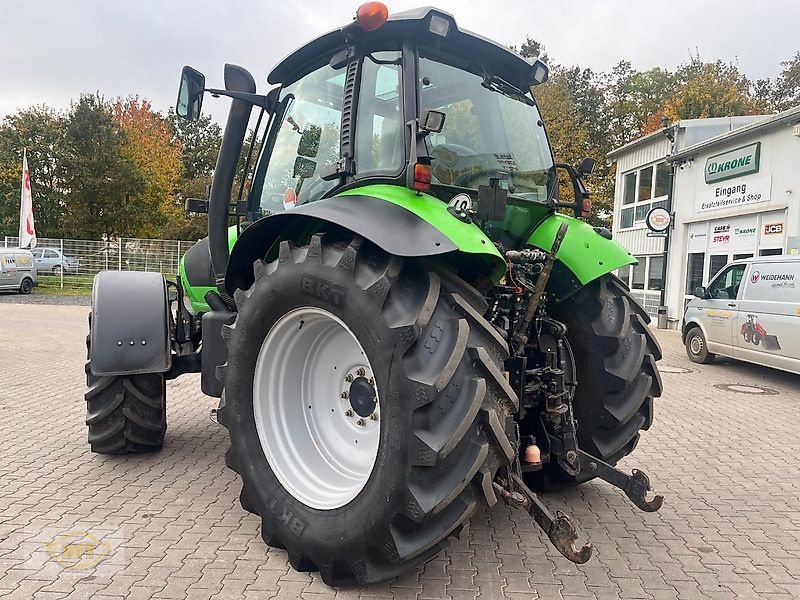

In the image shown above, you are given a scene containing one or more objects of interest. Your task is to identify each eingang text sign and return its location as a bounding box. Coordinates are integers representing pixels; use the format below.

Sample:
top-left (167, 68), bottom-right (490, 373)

top-left (695, 176), bottom-right (771, 213)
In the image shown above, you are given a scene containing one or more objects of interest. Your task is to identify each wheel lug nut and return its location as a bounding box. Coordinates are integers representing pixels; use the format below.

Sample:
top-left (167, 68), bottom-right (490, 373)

top-left (357, 418), bottom-right (366, 426)
top-left (345, 409), bottom-right (354, 417)
top-left (368, 377), bottom-right (374, 385)
top-left (356, 368), bottom-right (365, 377)
top-left (345, 374), bottom-right (354, 383)
top-left (340, 391), bottom-right (348, 399)
top-left (370, 413), bottom-right (379, 421)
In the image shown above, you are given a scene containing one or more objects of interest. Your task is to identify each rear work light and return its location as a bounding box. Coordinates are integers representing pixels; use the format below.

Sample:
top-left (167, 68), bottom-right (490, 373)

top-left (356, 2), bottom-right (389, 31)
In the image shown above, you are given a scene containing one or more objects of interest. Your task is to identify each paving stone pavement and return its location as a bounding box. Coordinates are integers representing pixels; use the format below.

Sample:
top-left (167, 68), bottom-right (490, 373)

top-left (1, 303), bottom-right (799, 600)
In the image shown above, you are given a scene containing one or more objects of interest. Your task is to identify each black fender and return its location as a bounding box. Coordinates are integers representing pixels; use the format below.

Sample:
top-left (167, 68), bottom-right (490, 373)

top-left (89, 271), bottom-right (171, 376)
top-left (226, 195), bottom-right (459, 293)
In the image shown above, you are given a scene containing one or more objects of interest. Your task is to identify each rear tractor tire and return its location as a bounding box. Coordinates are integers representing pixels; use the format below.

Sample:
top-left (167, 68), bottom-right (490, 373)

top-left (218, 233), bottom-right (518, 585)
top-left (85, 325), bottom-right (167, 454)
top-left (528, 275), bottom-right (663, 490)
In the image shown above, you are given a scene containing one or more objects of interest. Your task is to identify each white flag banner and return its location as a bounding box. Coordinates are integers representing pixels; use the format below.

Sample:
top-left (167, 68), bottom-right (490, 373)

top-left (18, 149), bottom-right (36, 249)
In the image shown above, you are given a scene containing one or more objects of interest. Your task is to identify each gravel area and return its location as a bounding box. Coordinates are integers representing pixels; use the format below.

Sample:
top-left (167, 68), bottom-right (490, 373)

top-left (0, 291), bottom-right (91, 306)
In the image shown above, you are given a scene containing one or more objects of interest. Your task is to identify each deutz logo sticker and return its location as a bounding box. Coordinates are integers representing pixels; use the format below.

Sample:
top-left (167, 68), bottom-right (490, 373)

top-left (705, 142), bottom-right (760, 184)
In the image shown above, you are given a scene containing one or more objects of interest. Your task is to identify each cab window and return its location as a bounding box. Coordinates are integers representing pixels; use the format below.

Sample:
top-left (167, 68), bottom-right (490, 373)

top-left (253, 64), bottom-right (345, 213)
top-left (355, 51), bottom-right (403, 177)
top-left (707, 264), bottom-right (746, 300)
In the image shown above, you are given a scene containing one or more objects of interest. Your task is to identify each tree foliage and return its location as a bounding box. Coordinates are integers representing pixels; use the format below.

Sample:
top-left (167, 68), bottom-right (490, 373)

top-left (515, 39), bottom-right (794, 226)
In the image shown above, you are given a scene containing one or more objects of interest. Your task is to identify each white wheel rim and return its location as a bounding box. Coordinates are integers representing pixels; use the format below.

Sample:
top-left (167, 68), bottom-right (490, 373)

top-left (253, 307), bottom-right (380, 510)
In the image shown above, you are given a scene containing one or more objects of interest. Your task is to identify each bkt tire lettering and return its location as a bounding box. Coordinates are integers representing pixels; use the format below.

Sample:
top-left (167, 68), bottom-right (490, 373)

top-left (300, 274), bottom-right (347, 308)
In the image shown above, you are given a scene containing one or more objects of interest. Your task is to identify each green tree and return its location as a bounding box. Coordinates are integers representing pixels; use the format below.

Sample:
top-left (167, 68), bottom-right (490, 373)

top-left (0, 106), bottom-right (65, 237)
top-left (659, 59), bottom-right (764, 124)
top-left (772, 52), bottom-right (800, 111)
top-left (60, 94), bottom-right (145, 239)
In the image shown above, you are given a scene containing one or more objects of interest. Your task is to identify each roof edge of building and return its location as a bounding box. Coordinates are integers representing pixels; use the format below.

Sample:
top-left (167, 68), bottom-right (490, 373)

top-left (668, 105), bottom-right (800, 163)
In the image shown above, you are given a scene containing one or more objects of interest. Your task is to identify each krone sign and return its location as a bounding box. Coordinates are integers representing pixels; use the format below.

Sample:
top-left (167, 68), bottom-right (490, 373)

top-left (705, 142), bottom-right (760, 184)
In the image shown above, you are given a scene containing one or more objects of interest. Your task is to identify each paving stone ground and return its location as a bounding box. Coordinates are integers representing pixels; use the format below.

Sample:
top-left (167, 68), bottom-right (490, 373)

top-left (1, 303), bottom-right (798, 599)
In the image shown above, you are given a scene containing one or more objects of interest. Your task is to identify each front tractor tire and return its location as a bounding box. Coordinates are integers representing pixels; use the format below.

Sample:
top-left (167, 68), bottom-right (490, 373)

top-left (85, 329), bottom-right (167, 454)
top-left (218, 233), bottom-right (518, 585)
top-left (531, 275), bottom-right (663, 490)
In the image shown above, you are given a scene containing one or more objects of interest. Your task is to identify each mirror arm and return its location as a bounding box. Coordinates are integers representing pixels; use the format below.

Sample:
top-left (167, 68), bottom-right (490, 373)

top-left (205, 88), bottom-right (275, 112)
top-left (553, 163), bottom-right (590, 218)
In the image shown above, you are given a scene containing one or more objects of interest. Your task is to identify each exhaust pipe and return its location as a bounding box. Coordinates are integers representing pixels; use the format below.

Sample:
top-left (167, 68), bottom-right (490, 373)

top-left (208, 64), bottom-right (255, 307)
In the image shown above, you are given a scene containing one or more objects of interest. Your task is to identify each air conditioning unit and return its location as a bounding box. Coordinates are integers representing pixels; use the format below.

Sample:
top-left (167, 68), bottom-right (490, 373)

top-left (794, 123), bottom-right (800, 137)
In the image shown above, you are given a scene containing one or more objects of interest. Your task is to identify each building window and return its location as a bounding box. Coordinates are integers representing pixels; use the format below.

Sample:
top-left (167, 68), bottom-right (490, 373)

top-left (709, 255), bottom-right (728, 280)
top-left (648, 255), bottom-right (664, 290)
top-left (632, 256), bottom-right (646, 290)
top-left (654, 162), bottom-right (670, 198)
top-left (685, 253), bottom-right (704, 294)
top-left (618, 264), bottom-right (632, 287)
top-left (733, 253), bottom-right (752, 261)
top-left (759, 248), bottom-right (782, 256)
top-left (623, 172), bottom-right (636, 205)
top-left (620, 207), bottom-right (634, 228)
top-left (619, 161), bottom-right (670, 229)
top-left (638, 165), bottom-right (653, 202)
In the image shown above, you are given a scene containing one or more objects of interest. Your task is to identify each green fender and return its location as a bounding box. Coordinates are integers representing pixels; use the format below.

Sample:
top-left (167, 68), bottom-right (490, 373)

top-left (336, 184), bottom-right (506, 275)
top-left (527, 212), bottom-right (636, 286)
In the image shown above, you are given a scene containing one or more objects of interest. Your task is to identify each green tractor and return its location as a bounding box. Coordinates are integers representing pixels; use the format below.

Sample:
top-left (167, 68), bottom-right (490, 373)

top-left (85, 3), bottom-right (663, 585)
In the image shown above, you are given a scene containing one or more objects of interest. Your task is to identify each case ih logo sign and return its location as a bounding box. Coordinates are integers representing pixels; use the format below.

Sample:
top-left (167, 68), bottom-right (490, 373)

top-left (705, 142), bottom-right (761, 184)
top-left (765, 223), bottom-right (784, 235)
top-left (712, 224), bottom-right (730, 243)
top-left (751, 271), bottom-right (760, 284)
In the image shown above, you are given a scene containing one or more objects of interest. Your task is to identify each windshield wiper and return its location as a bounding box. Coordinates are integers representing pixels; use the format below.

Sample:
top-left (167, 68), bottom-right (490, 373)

top-left (481, 75), bottom-right (535, 106)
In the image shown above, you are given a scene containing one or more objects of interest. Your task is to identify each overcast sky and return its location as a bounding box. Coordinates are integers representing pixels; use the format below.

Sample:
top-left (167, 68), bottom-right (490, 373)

top-left (1, 0), bottom-right (798, 125)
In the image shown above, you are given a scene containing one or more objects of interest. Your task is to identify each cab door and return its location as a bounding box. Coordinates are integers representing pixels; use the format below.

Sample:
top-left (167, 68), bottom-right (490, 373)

top-left (700, 263), bottom-right (746, 353)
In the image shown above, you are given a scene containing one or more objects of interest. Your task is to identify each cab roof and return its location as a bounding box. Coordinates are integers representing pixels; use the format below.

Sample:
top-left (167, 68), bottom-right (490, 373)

top-left (267, 6), bottom-right (544, 90)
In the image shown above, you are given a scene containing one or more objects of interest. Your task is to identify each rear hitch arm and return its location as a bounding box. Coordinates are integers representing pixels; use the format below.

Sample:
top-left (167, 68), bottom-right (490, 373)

top-left (577, 450), bottom-right (664, 512)
top-left (495, 474), bottom-right (593, 564)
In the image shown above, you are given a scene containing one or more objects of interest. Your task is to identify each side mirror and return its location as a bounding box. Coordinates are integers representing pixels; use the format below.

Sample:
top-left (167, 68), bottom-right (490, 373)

top-left (578, 157), bottom-right (596, 176)
top-left (297, 125), bottom-right (321, 158)
top-left (420, 110), bottom-right (446, 133)
top-left (694, 286), bottom-right (707, 299)
top-left (293, 156), bottom-right (317, 179)
top-left (176, 66), bottom-right (205, 121)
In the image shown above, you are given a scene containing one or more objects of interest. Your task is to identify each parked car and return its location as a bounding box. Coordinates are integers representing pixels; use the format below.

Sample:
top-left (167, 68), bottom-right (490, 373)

top-left (0, 248), bottom-right (38, 294)
top-left (31, 247), bottom-right (79, 275)
top-left (682, 255), bottom-right (800, 374)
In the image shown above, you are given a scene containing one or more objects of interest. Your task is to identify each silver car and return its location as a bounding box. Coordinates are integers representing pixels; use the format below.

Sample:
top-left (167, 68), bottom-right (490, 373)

top-left (32, 247), bottom-right (79, 275)
top-left (0, 248), bottom-right (38, 294)
top-left (682, 255), bottom-right (800, 375)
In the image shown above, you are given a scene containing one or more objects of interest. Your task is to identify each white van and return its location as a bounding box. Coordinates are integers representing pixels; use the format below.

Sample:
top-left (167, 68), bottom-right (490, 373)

top-left (682, 255), bottom-right (800, 374)
top-left (0, 248), bottom-right (38, 294)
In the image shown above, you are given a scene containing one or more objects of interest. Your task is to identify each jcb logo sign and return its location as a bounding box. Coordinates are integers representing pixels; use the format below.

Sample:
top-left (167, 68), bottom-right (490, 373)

top-left (764, 223), bottom-right (783, 235)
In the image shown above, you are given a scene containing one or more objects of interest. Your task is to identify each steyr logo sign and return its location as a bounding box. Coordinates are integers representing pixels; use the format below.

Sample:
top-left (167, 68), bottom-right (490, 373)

top-left (705, 142), bottom-right (760, 184)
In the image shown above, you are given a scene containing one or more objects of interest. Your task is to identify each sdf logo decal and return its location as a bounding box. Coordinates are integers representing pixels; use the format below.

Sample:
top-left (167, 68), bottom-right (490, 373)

top-left (751, 271), bottom-right (760, 284)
